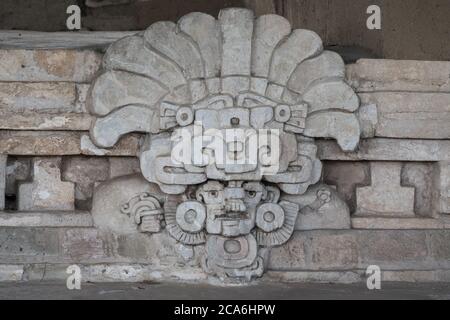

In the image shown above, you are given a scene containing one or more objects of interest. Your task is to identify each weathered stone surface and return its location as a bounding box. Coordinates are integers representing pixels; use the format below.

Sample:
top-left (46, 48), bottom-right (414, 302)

top-left (109, 157), bottom-right (140, 178)
top-left (317, 138), bottom-right (450, 162)
top-left (144, 21), bottom-right (205, 80)
top-left (80, 134), bottom-right (140, 156)
top-left (0, 131), bottom-right (82, 155)
top-left (103, 36), bottom-right (186, 90)
top-left (303, 81), bottom-right (359, 114)
top-left (62, 157), bottom-right (109, 209)
top-left (429, 231), bottom-right (450, 262)
top-left (178, 12), bottom-right (221, 78)
top-left (356, 103), bottom-right (378, 138)
top-left (309, 233), bottom-right (358, 269)
top-left (437, 162), bottom-right (450, 215)
top-left (351, 217), bottom-right (450, 229)
top-left (0, 31), bottom-right (135, 50)
top-left (252, 14), bottom-right (291, 78)
top-left (347, 59), bottom-right (450, 92)
top-left (91, 105), bottom-right (158, 148)
top-left (0, 212), bottom-right (93, 227)
top-left (356, 162), bottom-right (415, 217)
top-left (304, 112), bottom-right (360, 151)
top-left (323, 161), bottom-right (370, 213)
top-left (61, 228), bottom-right (107, 261)
top-left (268, 230), bottom-right (438, 271)
top-left (219, 8), bottom-right (253, 77)
top-left (91, 175), bottom-right (165, 235)
top-left (265, 271), bottom-right (361, 284)
top-left (0, 228), bottom-right (60, 260)
top-left (0, 82), bottom-right (78, 112)
top-left (0, 49), bottom-right (102, 82)
top-left (0, 131), bottom-right (141, 156)
top-left (268, 233), bottom-right (307, 270)
top-left (288, 51), bottom-right (345, 94)
top-left (0, 265), bottom-right (23, 281)
top-left (88, 71), bottom-right (168, 116)
top-left (401, 163), bottom-right (436, 217)
top-left (283, 184), bottom-right (351, 230)
top-left (18, 157), bottom-right (75, 211)
top-left (358, 231), bottom-right (428, 268)
top-left (268, 29), bottom-right (322, 90)
top-left (0, 111), bottom-right (93, 131)
top-left (0, 156), bottom-right (6, 210)
top-left (359, 92), bottom-right (450, 139)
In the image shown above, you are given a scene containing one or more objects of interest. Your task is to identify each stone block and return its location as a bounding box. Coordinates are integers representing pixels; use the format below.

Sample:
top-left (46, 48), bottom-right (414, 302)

top-left (317, 138), bottom-right (450, 162)
top-left (352, 217), bottom-right (447, 229)
top-left (0, 212), bottom-right (93, 227)
top-left (429, 230), bottom-right (450, 264)
top-left (267, 232), bottom-right (307, 270)
top-left (358, 230), bottom-right (428, 267)
top-left (0, 228), bottom-right (60, 259)
top-left (0, 49), bottom-right (102, 82)
top-left (61, 228), bottom-right (107, 261)
top-left (0, 131), bottom-right (141, 156)
top-left (0, 111), bottom-right (93, 131)
top-left (108, 157), bottom-right (140, 178)
top-left (323, 161), bottom-right (370, 213)
top-left (309, 232), bottom-right (358, 269)
top-left (0, 265), bottom-right (23, 281)
top-left (18, 157), bottom-right (75, 211)
top-left (401, 162), bottom-right (436, 217)
top-left (0, 155), bottom-right (6, 210)
top-left (356, 162), bottom-right (415, 216)
top-left (359, 92), bottom-right (450, 139)
top-left (346, 59), bottom-right (450, 92)
top-left (0, 82), bottom-right (78, 113)
top-left (436, 162), bottom-right (450, 214)
top-left (62, 157), bottom-right (109, 209)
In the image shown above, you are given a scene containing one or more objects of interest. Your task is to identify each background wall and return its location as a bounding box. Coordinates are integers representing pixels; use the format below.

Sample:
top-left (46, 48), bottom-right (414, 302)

top-left (0, 0), bottom-right (449, 61)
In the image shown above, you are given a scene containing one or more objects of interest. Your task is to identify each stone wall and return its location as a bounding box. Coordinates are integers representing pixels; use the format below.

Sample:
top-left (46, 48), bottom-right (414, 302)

top-left (0, 31), bottom-right (449, 283)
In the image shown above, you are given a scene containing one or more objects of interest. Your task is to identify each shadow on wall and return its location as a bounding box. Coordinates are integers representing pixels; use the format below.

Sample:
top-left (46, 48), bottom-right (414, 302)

top-left (0, 0), bottom-right (449, 61)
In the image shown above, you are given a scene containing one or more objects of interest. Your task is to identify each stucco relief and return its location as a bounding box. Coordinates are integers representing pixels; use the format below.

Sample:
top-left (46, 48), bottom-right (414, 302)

top-left (88, 8), bottom-right (361, 281)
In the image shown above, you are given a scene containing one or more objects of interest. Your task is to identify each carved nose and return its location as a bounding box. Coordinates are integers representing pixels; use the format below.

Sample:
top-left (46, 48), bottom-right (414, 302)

top-left (225, 199), bottom-right (246, 212)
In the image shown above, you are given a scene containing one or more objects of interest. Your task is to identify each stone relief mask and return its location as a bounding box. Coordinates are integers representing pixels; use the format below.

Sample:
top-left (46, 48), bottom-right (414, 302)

top-left (88, 8), bottom-right (361, 281)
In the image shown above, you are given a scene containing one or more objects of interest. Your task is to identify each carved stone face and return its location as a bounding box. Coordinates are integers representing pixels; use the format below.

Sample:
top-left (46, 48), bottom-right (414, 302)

top-left (195, 180), bottom-right (270, 237)
top-left (88, 8), bottom-right (362, 282)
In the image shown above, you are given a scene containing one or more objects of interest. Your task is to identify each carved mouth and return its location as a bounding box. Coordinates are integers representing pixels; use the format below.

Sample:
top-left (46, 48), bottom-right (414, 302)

top-left (220, 211), bottom-right (249, 220)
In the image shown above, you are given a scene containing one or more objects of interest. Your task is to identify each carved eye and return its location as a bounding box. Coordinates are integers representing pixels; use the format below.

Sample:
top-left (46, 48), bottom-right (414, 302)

top-left (247, 190), bottom-right (256, 198)
top-left (209, 190), bottom-right (218, 198)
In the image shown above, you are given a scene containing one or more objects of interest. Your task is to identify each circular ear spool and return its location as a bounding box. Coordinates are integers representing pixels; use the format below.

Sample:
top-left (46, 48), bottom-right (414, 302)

top-left (255, 203), bottom-right (285, 232)
top-left (175, 201), bottom-right (206, 233)
top-left (176, 107), bottom-right (194, 126)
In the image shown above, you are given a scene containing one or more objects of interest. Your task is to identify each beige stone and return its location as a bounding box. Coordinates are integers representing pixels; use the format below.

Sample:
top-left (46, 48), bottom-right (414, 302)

top-left (347, 59), bottom-right (450, 92)
top-left (0, 212), bottom-right (93, 227)
top-left (317, 138), bottom-right (450, 162)
top-left (352, 217), bottom-right (448, 229)
top-left (0, 82), bottom-right (77, 112)
top-left (356, 162), bottom-right (415, 217)
top-left (18, 157), bottom-right (75, 211)
top-left (0, 111), bottom-right (93, 131)
top-left (0, 49), bottom-right (102, 82)
top-left (359, 92), bottom-right (450, 139)
top-left (109, 157), bottom-right (140, 178)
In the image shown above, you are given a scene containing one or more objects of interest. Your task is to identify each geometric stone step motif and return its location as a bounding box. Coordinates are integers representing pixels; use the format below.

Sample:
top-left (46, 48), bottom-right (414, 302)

top-left (355, 162), bottom-right (415, 217)
top-left (18, 157), bottom-right (75, 211)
